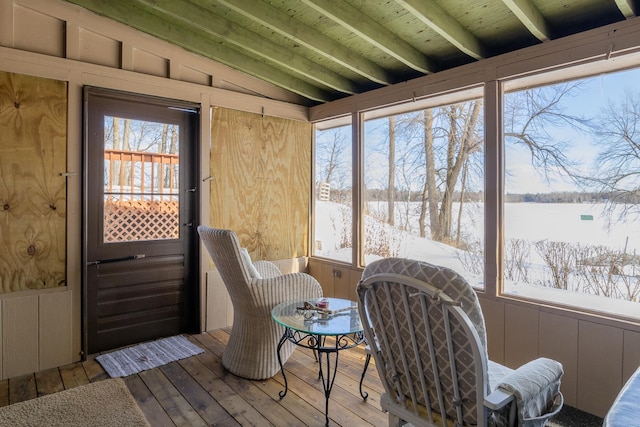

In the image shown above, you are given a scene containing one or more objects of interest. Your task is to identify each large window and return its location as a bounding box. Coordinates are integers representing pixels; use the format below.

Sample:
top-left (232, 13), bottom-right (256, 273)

top-left (503, 68), bottom-right (640, 318)
top-left (362, 96), bottom-right (485, 287)
top-left (103, 117), bottom-right (180, 242)
top-left (313, 116), bottom-right (352, 262)
top-left (313, 90), bottom-right (486, 287)
top-left (312, 63), bottom-right (640, 321)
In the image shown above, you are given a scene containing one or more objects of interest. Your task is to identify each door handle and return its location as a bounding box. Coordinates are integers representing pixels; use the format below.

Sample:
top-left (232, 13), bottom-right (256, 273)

top-left (87, 254), bottom-right (146, 266)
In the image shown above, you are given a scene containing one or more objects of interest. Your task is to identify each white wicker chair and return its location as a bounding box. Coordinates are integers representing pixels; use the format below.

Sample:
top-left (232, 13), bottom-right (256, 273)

top-left (357, 258), bottom-right (564, 427)
top-left (197, 226), bottom-right (323, 380)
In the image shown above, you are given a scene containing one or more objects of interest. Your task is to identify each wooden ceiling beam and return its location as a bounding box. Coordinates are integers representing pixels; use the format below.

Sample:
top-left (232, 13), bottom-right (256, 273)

top-left (394, 0), bottom-right (488, 60)
top-left (614, 0), bottom-right (638, 18)
top-left (137, 0), bottom-right (358, 95)
top-left (301, 0), bottom-right (436, 74)
top-left (66, 0), bottom-right (332, 102)
top-left (215, 0), bottom-right (394, 85)
top-left (501, 0), bottom-right (551, 41)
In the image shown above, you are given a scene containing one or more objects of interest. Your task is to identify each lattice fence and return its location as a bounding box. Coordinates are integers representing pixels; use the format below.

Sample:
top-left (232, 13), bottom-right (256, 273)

top-left (104, 200), bottom-right (179, 242)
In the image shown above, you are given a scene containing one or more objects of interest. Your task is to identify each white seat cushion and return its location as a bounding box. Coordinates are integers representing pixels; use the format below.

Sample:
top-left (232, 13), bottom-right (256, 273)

top-left (240, 247), bottom-right (261, 279)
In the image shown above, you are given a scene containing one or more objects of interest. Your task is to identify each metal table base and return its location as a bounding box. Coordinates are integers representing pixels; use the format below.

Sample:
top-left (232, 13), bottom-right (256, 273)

top-left (276, 328), bottom-right (365, 426)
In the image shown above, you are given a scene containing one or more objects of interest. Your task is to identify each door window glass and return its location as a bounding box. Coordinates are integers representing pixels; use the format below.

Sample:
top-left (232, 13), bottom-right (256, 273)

top-left (103, 117), bottom-right (180, 242)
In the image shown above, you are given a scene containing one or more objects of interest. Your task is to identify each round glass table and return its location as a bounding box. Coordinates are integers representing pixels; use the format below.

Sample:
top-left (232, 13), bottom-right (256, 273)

top-left (271, 297), bottom-right (366, 426)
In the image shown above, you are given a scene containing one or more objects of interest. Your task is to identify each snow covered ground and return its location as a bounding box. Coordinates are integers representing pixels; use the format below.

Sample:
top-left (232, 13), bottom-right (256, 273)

top-left (314, 200), bottom-right (639, 317)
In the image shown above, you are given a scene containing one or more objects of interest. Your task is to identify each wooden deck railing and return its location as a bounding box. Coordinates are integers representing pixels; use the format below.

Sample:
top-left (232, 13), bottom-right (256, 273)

top-left (104, 149), bottom-right (179, 201)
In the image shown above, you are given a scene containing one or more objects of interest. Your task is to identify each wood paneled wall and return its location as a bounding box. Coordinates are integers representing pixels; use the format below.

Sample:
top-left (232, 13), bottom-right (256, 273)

top-left (209, 107), bottom-right (311, 260)
top-left (479, 296), bottom-right (640, 418)
top-left (307, 258), bottom-right (362, 301)
top-left (0, 291), bottom-right (72, 380)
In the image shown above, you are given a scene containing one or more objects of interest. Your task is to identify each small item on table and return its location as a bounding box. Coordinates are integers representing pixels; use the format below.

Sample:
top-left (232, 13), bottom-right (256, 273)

top-left (317, 298), bottom-right (329, 318)
top-left (296, 300), bottom-right (358, 317)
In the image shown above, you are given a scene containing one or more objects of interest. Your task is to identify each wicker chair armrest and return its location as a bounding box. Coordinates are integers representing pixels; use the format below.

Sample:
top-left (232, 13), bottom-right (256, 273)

top-left (253, 260), bottom-right (281, 279)
top-left (250, 272), bottom-right (323, 311)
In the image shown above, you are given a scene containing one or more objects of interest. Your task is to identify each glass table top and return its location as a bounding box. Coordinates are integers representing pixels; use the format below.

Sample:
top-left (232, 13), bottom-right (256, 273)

top-left (271, 297), bottom-right (362, 336)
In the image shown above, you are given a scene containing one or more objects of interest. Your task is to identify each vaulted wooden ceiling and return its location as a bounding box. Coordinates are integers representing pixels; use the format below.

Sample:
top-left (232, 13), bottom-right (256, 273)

top-left (64, 0), bottom-right (637, 106)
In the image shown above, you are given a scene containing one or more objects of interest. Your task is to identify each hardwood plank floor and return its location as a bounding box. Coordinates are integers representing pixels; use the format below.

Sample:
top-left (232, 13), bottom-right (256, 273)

top-left (0, 329), bottom-right (385, 427)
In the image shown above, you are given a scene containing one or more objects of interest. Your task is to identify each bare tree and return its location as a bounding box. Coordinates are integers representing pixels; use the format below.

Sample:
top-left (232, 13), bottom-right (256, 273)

top-left (420, 109), bottom-right (437, 239)
top-left (535, 240), bottom-right (576, 290)
top-left (353, 83), bottom-right (589, 262)
top-left (109, 117), bottom-right (121, 187)
top-left (429, 102), bottom-right (483, 244)
top-left (316, 127), bottom-right (350, 205)
top-left (504, 238), bottom-right (531, 283)
top-left (168, 125), bottom-right (178, 189)
top-left (317, 128), bottom-right (346, 186)
top-left (415, 84), bottom-right (587, 246)
top-left (392, 103), bottom-right (483, 244)
top-left (158, 124), bottom-right (169, 191)
top-left (589, 92), bottom-right (640, 218)
top-left (504, 82), bottom-right (587, 182)
top-left (119, 119), bottom-right (132, 188)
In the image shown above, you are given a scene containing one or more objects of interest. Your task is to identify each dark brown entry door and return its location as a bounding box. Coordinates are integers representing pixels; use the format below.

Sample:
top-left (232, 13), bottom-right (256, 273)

top-left (83, 87), bottom-right (199, 355)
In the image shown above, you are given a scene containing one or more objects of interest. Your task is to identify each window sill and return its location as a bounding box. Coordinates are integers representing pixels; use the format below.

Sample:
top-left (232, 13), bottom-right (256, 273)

top-left (501, 283), bottom-right (640, 325)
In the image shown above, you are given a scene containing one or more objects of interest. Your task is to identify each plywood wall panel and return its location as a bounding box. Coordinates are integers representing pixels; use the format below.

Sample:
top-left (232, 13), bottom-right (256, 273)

top-left (577, 320), bottom-right (623, 417)
top-left (539, 312), bottom-right (578, 406)
top-left (210, 107), bottom-right (311, 261)
top-left (39, 291), bottom-right (72, 370)
top-left (271, 257), bottom-right (307, 275)
top-left (2, 295), bottom-right (38, 377)
top-left (0, 71), bottom-right (67, 293)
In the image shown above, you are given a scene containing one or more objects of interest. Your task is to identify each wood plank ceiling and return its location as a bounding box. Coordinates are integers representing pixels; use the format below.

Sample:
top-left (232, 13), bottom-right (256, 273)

top-left (64, 0), bottom-right (637, 106)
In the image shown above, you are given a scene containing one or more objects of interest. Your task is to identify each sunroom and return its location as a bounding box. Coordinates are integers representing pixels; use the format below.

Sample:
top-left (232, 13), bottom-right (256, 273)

top-left (0, 0), bottom-right (639, 424)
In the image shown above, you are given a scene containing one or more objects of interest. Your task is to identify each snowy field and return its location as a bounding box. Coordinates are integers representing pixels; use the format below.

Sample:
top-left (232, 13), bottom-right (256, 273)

top-left (314, 200), bottom-right (640, 316)
top-left (316, 200), bottom-right (640, 261)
